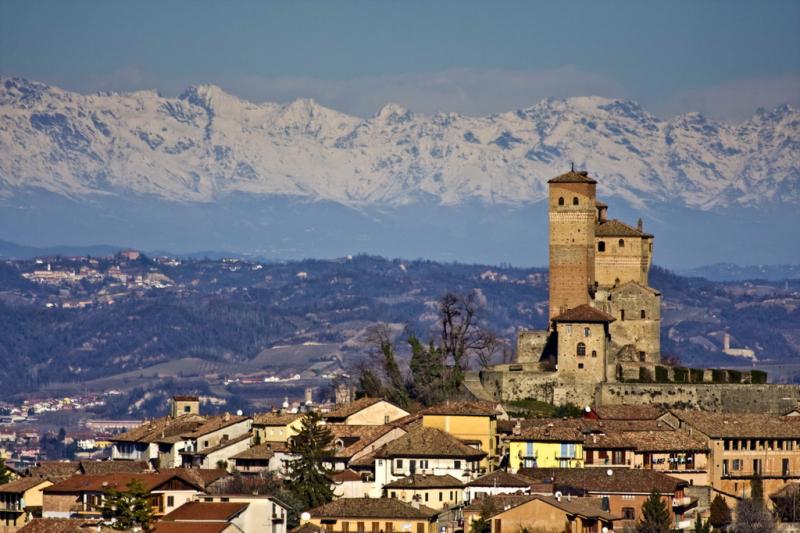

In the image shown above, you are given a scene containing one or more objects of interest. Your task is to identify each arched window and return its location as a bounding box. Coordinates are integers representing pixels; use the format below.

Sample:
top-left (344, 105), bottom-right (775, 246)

top-left (584, 327), bottom-right (590, 337)
top-left (558, 197), bottom-right (565, 206)
top-left (577, 342), bottom-right (586, 356)
top-left (598, 241), bottom-right (606, 252)
top-left (591, 350), bottom-right (597, 358)
top-left (618, 239), bottom-right (625, 248)
top-left (572, 197), bottom-right (579, 205)
top-left (621, 310), bottom-right (625, 321)
top-left (640, 309), bottom-right (646, 319)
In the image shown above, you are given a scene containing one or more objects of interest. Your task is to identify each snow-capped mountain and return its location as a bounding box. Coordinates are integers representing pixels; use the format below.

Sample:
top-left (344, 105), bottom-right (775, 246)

top-left (0, 76), bottom-right (798, 209)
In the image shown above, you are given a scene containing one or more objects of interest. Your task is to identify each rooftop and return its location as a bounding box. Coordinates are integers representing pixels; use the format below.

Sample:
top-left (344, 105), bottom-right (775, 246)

top-left (112, 414), bottom-right (206, 444)
top-left (552, 304), bottom-right (615, 324)
top-left (253, 412), bottom-right (303, 426)
top-left (465, 470), bottom-right (532, 488)
top-left (309, 497), bottom-right (438, 520)
top-left (151, 523), bottom-right (232, 533)
top-left (547, 170), bottom-right (597, 184)
top-left (383, 474), bottom-right (464, 489)
top-left (17, 518), bottom-right (117, 533)
top-left (667, 410), bottom-right (800, 439)
top-left (163, 501), bottom-right (249, 522)
top-left (328, 424), bottom-right (399, 458)
top-left (588, 405), bottom-right (665, 421)
top-left (44, 472), bottom-right (202, 494)
top-left (518, 467), bottom-right (686, 495)
top-left (595, 219), bottom-right (653, 238)
top-left (374, 426), bottom-right (486, 459)
top-left (78, 460), bottom-right (149, 476)
top-left (422, 400), bottom-right (499, 417)
top-left (181, 414), bottom-right (250, 439)
top-left (324, 397), bottom-right (396, 421)
top-left (231, 441), bottom-right (289, 460)
top-left (0, 477), bottom-right (52, 494)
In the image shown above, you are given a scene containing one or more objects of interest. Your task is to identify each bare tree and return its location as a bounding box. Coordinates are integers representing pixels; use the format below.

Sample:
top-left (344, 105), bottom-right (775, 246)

top-left (439, 291), bottom-right (497, 388)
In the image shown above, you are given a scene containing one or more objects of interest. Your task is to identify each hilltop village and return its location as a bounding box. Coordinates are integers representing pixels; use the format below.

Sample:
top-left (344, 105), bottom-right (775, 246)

top-left (2, 170), bottom-right (800, 533)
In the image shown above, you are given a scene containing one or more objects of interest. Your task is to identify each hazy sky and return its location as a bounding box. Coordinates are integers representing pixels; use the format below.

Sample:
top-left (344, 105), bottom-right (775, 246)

top-left (1, 0), bottom-right (798, 121)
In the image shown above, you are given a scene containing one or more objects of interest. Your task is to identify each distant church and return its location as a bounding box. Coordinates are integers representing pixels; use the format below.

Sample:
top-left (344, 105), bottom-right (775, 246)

top-left (471, 169), bottom-right (800, 412)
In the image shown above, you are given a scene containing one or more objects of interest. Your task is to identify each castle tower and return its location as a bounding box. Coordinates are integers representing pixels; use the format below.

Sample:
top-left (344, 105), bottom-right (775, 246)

top-left (548, 169), bottom-right (597, 320)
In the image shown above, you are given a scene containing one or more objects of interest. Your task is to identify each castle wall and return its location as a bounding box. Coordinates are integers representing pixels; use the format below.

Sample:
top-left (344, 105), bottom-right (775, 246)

top-left (548, 182), bottom-right (596, 319)
top-left (516, 330), bottom-right (549, 364)
top-left (594, 285), bottom-right (661, 364)
top-left (556, 322), bottom-right (608, 383)
top-left (595, 236), bottom-right (652, 286)
top-left (598, 383), bottom-right (800, 413)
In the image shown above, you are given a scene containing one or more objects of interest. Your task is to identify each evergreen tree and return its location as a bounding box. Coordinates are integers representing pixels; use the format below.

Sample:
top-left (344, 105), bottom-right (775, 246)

top-left (285, 410), bottom-right (334, 510)
top-left (469, 498), bottom-right (496, 533)
top-left (357, 364), bottom-right (384, 399)
top-left (0, 458), bottom-right (11, 484)
top-left (408, 336), bottom-right (444, 405)
top-left (379, 337), bottom-right (409, 407)
top-left (709, 494), bottom-right (732, 530)
top-left (694, 513), bottom-right (710, 533)
top-left (636, 490), bottom-right (671, 533)
top-left (100, 479), bottom-right (154, 531)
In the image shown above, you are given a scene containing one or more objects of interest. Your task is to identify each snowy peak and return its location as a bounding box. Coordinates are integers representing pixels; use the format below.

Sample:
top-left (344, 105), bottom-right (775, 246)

top-left (0, 77), bottom-right (797, 209)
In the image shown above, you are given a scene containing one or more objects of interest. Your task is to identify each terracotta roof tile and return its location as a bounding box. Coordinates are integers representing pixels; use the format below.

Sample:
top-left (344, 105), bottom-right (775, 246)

top-left (17, 519), bottom-right (117, 533)
top-left (517, 467), bottom-right (686, 495)
top-left (324, 398), bottom-right (396, 421)
top-left (588, 405), bottom-right (664, 421)
top-left (78, 460), bottom-right (149, 476)
top-left (328, 424), bottom-right (399, 459)
top-left (152, 523), bottom-right (232, 533)
top-left (181, 415), bottom-right (250, 439)
top-left (465, 470), bottom-right (532, 488)
top-left (374, 427), bottom-right (486, 459)
top-left (552, 304), bottom-right (615, 323)
top-left (329, 469), bottom-right (362, 482)
top-left (463, 494), bottom-right (534, 513)
top-left (163, 501), bottom-right (249, 522)
top-left (595, 219), bottom-right (653, 238)
top-left (44, 472), bottom-right (203, 494)
top-left (309, 497), bottom-right (438, 520)
top-left (422, 401), bottom-right (499, 417)
top-left (383, 474), bottom-right (463, 489)
top-left (668, 410), bottom-right (800, 439)
top-left (112, 414), bottom-right (205, 444)
top-left (0, 477), bottom-right (52, 493)
top-left (180, 433), bottom-right (251, 457)
top-left (253, 412), bottom-right (303, 426)
top-left (232, 441), bottom-right (289, 460)
top-left (156, 468), bottom-right (228, 489)
top-left (547, 170), bottom-right (597, 184)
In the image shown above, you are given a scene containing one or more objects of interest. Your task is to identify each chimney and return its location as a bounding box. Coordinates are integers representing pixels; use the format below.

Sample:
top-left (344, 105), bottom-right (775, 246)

top-left (723, 333), bottom-right (731, 351)
top-left (223, 412), bottom-right (230, 422)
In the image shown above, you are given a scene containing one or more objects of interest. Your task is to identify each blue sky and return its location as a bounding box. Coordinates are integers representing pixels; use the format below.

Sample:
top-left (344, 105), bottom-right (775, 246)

top-left (1, 0), bottom-right (798, 120)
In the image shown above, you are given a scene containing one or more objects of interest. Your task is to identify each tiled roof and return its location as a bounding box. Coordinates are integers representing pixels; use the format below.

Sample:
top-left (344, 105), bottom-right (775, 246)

top-left (163, 501), bottom-right (249, 521)
top-left (324, 397), bottom-right (391, 420)
top-left (328, 424), bottom-right (399, 459)
top-left (27, 461), bottom-right (79, 481)
top-left (585, 419), bottom-right (670, 432)
top-left (422, 401), bottom-right (499, 417)
top-left (44, 472), bottom-right (203, 494)
top-left (309, 497), bottom-right (439, 520)
top-left (518, 467), bottom-right (686, 495)
top-left (582, 433), bottom-right (635, 450)
top-left (668, 410), bottom-right (800, 438)
top-left (374, 427), bottom-right (486, 459)
top-left (232, 441), bottom-right (289, 460)
top-left (112, 414), bottom-right (205, 444)
top-left (536, 495), bottom-right (620, 521)
top-left (552, 304), bottom-right (615, 323)
top-left (620, 431), bottom-right (708, 453)
top-left (172, 395), bottom-right (199, 402)
top-left (0, 477), bottom-right (51, 493)
top-left (509, 425), bottom-right (586, 443)
top-left (547, 170), bottom-right (597, 184)
top-left (465, 470), bottom-right (532, 488)
top-left (152, 523), bottom-right (232, 533)
top-left (253, 412), bottom-right (303, 426)
top-left (383, 474), bottom-right (463, 489)
top-left (463, 494), bottom-right (534, 513)
top-left (17, 519), bottom-right (117, 532)
top-left (329, 469), bottom-right (362, 482)
top-left (588, 405), bottom-right (664, 421)
top-left (292, 524), bottom-right (324, 533)
top-left (157, 468), bottom-right (228, 489)
top-left (181, 433), bottom-right (251, 457)
top-left (595, 219), bottom-right (653, 238)
top-left (78, 460), bottom-right (149, 476)
top-left (182, 415), bottom-right (250, 439)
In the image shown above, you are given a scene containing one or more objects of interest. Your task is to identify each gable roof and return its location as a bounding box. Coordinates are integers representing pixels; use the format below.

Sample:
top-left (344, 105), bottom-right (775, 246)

top-left (180, 433), bottom-right (251, 457)
top-left (309, 497), bottom-right (439, 520)
top-left (324, 397), bottom-right (405, 421)
top-left (27, 461), bottom-right (79, 481)
top-left (517, 467), bottom-right (686, 495)
top-left (44, 472), bottom-right (203, 494)
top-left (156, 468), bottom-right (228, 489)
top-left (422, 401), bottom-right (499, 417)
top-left (17, 519), bottom-right (117, 532)
top-left (509, 425), bottom-right (586, 443)
top-left (588, 405), bottom-right (664, 421)
top-left (463, 494), bottom-right (535, 513)
top-left (253, 412), bottom-right (303, 426)
top-left (327, 424), bottom-right (400, 459)
top-left (0, 477), bottom-right (52, 494)
top-left (595, 219), bottom-right (653, 238)
top-left (78, 460), bottom-right (149, 476)
top-left (552, 304), bottom-right (615, 324)
top-left (181, 415), bottom-right (250, 439)
top-left (535, 495), bottom-right (620, 521)
top-left (112, 414), bottom-right (206, 444)
top-left (374, 427), bottom-right (486, 459)
top-left (548, 170), bottom-right (597, 184)
top-left (465, 470), bottom-right (532, 488)
top-left (667, 410), bottom-right (800, 439)
top-left (383, 474), bottom-right (464, 489)
top-left (608, 280), bottom-right (661, 296)
top-left (232, 441), bottom-right (289, 460)
top-left (163, 501), bottom-right (249, 522)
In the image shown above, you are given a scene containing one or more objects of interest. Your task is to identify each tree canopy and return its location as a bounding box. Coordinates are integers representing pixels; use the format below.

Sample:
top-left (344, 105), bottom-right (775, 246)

top-left (636, 490), bottom-right (671, 533)
top-left (100, 479), bottom-right (154, 531)
top-left (284, 410), bottom-right (335, 510)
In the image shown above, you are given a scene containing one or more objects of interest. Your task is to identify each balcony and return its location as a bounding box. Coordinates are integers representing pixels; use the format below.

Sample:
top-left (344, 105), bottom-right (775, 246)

top-left (722, 469), bottom-right (794, 479)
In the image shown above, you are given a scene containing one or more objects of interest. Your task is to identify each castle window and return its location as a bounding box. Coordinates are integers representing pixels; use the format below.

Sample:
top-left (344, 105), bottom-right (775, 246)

top-left (578, 363), bottom-right (585, 369)
top-left (621, 310), bottom-right (625, 321)
top-left (558, 197), bottom-right (565, 206)
top-left (572, 197), bottom-right (579, 205)
top-left (618, 239), bottom-right (625, 248)
top-left (584, 327), bottom-right (590, 337)
top-left (591, 350), bottom-right (597, 358)
top-left (598, 241), bottom-right (606, 252)
top-left (640, 309), bottom-right (646, 319)
top-left (577, 342), bottom-right (586, 356)
top-left (639, 352), bottom-right (646, 362)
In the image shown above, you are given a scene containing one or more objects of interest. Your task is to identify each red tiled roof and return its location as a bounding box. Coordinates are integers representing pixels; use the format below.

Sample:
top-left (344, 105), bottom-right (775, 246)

top-left (595, 219), bottom-right (653, 238)
top-left (0, 477), bottom-right (52, 494)
top-left (548, 170), bottom-right (597, 184)
top-left (374, 427), bottom-right (486, 459)
top-left (44, 472), bottom-right (202, 494)
top-left (518, 467), bottom-right (686, 495)
top-left (422, 401), bottom-right (499, 417)
top-left (309, 497), bottom-right (438, 520)
top-left (552, 304), bottom-right (615, 323)
top-left (163, 501), bottom-right (249, 522)
top-left (324, 397), bottom-right (400, 420)
top-left (152, 523), bottom-right (232, 533)
top-left (465, 470), bottom-right (532, 488)
top-left (383, 474), bottom-right (463, 489)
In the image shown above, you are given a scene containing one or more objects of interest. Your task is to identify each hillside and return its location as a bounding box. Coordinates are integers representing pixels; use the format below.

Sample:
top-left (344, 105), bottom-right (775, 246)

top-left (0, 254), bottom-right (798, 396)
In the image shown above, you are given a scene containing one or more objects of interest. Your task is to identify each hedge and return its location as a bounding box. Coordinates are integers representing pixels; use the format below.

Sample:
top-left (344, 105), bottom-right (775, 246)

top-left (690, 368), bottom-right (705, 383)
top-left (673, 367), bottom-right (689, 383)
top-left (712, 369), bottom-right (728, 383)
top-left (655, 365), bottom-right (670, 383)
top-left (751, 370), bottom-right (768, 384)
top-left (727, 370), bottom-right (742, 383)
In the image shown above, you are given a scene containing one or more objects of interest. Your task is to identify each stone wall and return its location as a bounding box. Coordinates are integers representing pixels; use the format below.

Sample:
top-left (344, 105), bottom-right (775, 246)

top-left (598, 383), bottom-right (800, 413)
top-left (516, 330), bottom-right (549, 364)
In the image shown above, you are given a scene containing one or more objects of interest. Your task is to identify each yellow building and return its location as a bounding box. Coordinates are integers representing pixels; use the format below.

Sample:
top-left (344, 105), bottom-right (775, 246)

top-left (0, 478), bottom-right (53, 531)
top-left (306, 497), bottom-right (439, 533)
top-left (421, 401), bottom-right (499, 470)
top-left (508, 424), bottom-right (584, 472)
top-left (252, 412), bottom-right (304, 443)
top-left (382, 474), bottom-right (464, 510)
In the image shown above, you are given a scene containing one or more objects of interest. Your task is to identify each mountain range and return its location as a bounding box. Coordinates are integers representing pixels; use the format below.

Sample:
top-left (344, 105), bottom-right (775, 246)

top-left (1, 77), bottom-right (798, 267)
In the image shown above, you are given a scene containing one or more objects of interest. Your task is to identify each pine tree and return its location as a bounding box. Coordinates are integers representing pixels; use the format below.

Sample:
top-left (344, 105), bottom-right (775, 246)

top-left (0, 458), bottom-right (11, 484)
top-left (408, 336), bottom-right (444, 405)
top-left (100, 479), bottom-right (154, 531)
top-left (709, 494), bottom-right (732, 530)
top-left (285, 410), bottom-right (334, 510)
top-left (694, 513), bottom-right (710, 533)
top-left (636, 490), bottom-right (671, 533)
top-left (380, 338), bottom-right (409, 407)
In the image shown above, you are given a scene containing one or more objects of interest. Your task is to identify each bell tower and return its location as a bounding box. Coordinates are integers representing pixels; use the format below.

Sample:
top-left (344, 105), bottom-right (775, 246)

top-left (548, 169), bottom-right (597, 320)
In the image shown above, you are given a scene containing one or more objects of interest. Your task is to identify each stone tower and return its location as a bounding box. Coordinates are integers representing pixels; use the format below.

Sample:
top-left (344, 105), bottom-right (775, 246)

top-left (548, 170), bottom-right (597, 320)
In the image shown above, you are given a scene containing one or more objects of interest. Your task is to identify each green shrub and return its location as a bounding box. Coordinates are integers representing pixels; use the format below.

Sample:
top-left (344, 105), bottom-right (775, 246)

top-left (751, 370), bottom-right (768, 384)
top-left (712, 369), bottom-right (727, 383)
top-left (639, 367), bottom-right (653, 383)
top-left (673, 367), bottom-right (688, 383)
top-left (727, 370), bottom-right (742, 383)
top-left (654, 365), bottom-right (670, 383)
top-left (690, 368), bottom-right (705, 383)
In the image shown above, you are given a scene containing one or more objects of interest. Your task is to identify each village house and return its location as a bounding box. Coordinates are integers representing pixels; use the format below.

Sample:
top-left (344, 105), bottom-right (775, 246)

top-left (518, 467), bottom-right (695, 530)
top-left (325, 425), bottom-right (408, 472)
top-left (178, 414), bottom-right (252, 470)
top-left (324, 398), bottom-right (410, 426)
top-left (194, 494), bottom-right (289, 533)
top-left (252, 412), bottom-right (304, 443)
top-left (463, 470), bottom-right (532, 503)
top-left (507, 424), bottom-right (585, 471)
top-left (42, 472), bottom-right (203, 519)
top-left (421, 401), bottom-right (501, 470)
top-left (0, 478), bottom-right (52, 532)
top-left (110, 413), bottom-right (207, 468)
top-left (305, 497), bottom-right (439, 533)
top-left (382, 474), bottom-right (464, 510)
top-left (462, 494), bottom-right (619, 533)
top-left (373, 427), bottom-right (486, 488)
top-left (232, 441), bottom-right (291, 475)
top-left (660, 410), bottom-right (800, 500)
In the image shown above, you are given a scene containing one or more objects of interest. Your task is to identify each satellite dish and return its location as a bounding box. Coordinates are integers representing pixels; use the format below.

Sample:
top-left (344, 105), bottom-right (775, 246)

top-left (584, 406), bottom-right (591, 413)
top-left (602, 528), bottom-right (609, 533)
top-left (606, 469), bottom-right (613, 476)
top-left (301, 512), bottom-right (311, 522)
top-left (236, 409), bottom-right (243, 416)
top-left (554, 491), bottom-right (562, 501)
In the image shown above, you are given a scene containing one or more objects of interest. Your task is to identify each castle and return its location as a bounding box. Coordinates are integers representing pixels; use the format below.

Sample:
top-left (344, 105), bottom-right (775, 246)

top-left (470, 169), bottom-right (800, 413)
